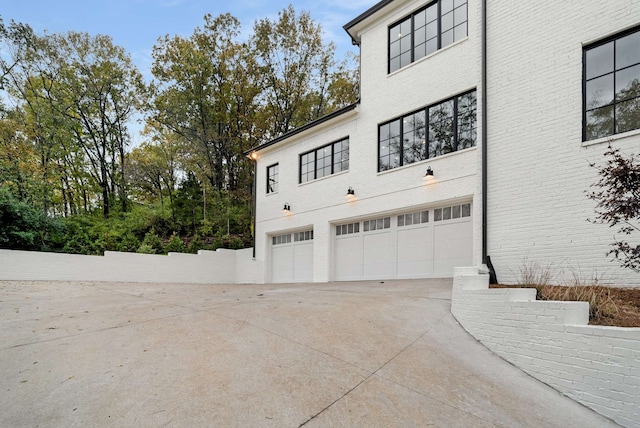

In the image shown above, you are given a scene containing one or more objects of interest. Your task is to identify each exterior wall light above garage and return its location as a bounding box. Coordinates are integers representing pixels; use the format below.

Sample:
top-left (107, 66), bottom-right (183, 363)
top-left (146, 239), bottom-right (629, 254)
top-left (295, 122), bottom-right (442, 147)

top-left (423, 167), bottom-right (435, 181)
top-left (345, 187), bottom-right (356, 200)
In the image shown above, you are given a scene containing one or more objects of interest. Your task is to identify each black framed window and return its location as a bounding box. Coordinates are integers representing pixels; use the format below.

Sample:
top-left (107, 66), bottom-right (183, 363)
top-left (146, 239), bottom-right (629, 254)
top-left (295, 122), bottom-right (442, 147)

top-left (299, 137), bottom-right (349, 183)
top-left (378, 90), bottom-right (476, 172)
top-left (266, 163), bottom-right (279, 194)
top-left (584, 27), bottom-right (640, 141)
top-left (389, 0), bottom-right (468, 73)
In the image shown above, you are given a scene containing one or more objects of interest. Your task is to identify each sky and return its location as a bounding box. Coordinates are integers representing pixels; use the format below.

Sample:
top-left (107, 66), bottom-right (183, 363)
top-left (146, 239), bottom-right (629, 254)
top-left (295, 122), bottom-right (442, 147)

top-left (2, 0), bottom-right (378, 80)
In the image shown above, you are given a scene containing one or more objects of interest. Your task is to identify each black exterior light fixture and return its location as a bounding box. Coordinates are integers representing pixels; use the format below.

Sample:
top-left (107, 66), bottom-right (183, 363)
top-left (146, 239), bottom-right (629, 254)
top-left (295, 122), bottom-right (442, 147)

top-left (423, 166), bottom-right (435, 181)
top-left (345, 187), bottom-right (356, 200)
top-left (282, 203), bottom-right (291, 214)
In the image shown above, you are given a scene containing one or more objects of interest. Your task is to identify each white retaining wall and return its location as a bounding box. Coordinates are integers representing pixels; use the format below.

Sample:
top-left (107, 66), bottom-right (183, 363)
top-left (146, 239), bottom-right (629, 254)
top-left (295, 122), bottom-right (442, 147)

top-left (451, 267), bottom-right (640, 428)
top-left (0, 248), bottom-right (264, 284)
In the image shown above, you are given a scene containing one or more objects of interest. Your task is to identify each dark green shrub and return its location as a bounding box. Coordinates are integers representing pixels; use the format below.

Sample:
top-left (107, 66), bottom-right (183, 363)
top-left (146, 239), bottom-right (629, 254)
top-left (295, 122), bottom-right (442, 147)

top-left (187, 235), bottom-right (205, 254)
top-left (0, 187), bottom-right (64, 251)
top-left (165, 233), bottom-right (185, 253)
top-left (141, 229), bottom-right (164, 254)
top-left (136, 243), bottom-right (156, 254)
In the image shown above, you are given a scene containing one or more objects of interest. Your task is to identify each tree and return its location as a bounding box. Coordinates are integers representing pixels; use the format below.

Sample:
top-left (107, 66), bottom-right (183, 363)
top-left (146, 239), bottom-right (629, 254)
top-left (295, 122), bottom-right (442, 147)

top-left (588, 146), bottom-right (640, 272)
top-left (53, 32), bottom-right (147, 217)
top-left (127, 133), bottom-right (180, 219)
top-left (151, 14), bottom-right (258, 195)
top-left (251, 5), bottom-right (340, 137)
top-left (1, 24), bottom-right (146, 218)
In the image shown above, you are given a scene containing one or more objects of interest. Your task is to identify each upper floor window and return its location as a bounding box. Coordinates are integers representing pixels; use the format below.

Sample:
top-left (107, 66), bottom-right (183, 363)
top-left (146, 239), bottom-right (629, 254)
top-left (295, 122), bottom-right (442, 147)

top-left (584, 27), bottom-right (640, 141)
top-left (266, 163), bottom-right (279, 194)
top-left (379, 90), bottom-right (476, 172)
top-left (389, 0), bottom-right (468, 73)
top-left (299, 137), bottom-right (349, 183)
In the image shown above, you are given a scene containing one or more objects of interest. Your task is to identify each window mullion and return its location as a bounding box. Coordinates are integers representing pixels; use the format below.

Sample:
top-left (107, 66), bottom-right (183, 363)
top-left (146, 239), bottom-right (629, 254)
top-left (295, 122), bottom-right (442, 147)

top-left (331, 144), bottom-right (335, 175)
top-left (453, 96), bottom-right (459, 151)
top-left (612, 40), bottom-right (617, 134)
top-left (437, 0), bottom-right (441, 50)
top-left (399, 118), bottom-right (405, 166)
top-left (313, 150), bottom-right (318, 180)
top-left (425, 107), bottom-right (430, 159)
top-left (411, 13), bottom-right (415, 63)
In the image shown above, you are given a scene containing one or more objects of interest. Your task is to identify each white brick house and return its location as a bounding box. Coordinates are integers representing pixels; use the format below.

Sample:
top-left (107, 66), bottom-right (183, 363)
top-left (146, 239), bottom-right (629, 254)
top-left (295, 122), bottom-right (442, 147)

top-left (247, 0), bottom-right (640, 286)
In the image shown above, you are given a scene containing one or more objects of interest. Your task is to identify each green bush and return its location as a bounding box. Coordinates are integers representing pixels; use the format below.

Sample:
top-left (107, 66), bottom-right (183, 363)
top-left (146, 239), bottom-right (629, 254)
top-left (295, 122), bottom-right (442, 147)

top-left (117, 232), bottom-right (141, 253)
top-left (0, 187), bottom-right (64, 251)
top-left (164, 233), bottom-right (185, 253)
top-left (141, 229), bottom-right (164, 254)
top-left (136, 243), bottom-right (156, 254)
top-left (187, 235), bottom-right (206, 253)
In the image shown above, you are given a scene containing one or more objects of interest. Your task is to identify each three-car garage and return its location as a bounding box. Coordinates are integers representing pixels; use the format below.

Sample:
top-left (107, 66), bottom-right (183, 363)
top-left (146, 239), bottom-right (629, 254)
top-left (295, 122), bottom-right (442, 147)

top-left (269, 202), bottom-right (473, 283)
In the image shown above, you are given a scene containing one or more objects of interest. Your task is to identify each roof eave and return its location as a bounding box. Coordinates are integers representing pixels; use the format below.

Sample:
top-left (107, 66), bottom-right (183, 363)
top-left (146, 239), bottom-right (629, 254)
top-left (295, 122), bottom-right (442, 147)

top-left (343, 0), bottom-right (395, 44)
top-left (244, 102), bottom-right (359, 156)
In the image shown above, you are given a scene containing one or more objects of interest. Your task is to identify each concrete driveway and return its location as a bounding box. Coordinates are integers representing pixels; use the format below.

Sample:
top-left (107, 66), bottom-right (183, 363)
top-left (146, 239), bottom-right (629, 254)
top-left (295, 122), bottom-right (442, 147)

top-left (0, 279), bottom-right (617, 427)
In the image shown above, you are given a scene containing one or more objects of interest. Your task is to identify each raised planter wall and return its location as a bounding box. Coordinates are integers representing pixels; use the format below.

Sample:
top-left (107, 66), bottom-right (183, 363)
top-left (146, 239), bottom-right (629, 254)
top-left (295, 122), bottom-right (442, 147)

top-left (0, 248), bottom-right (264, 284)
top-left (451, 267), bottom-right (640, 428)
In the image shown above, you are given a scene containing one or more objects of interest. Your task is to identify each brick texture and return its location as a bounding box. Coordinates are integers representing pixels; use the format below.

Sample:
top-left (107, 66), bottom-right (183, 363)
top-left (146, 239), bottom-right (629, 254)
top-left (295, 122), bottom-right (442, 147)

top-left (452, 267), bottom-right (640, 427)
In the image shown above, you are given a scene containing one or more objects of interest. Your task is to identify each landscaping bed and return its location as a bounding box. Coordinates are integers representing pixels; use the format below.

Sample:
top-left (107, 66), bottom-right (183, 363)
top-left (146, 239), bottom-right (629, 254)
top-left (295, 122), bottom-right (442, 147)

top-left (489, 284), bottom-right (640, 327)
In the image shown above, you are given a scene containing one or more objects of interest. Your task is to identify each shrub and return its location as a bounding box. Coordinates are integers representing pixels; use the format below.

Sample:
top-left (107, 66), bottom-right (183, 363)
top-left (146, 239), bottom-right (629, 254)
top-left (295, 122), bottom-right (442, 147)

top-left (117, 232), bottom-right (141, 253)
top-left (588, 146), bottom-right (640, 272)
top-left (164, 233), bottom-right (185, 253)
top-left (0, 187), bottom-right (64, 251)
top-left (187, 235), bottom-right (205, 254)
top-left (136, 243), bottom-right (156, 254)
top-left (141, 229), bottom-right (164, 254)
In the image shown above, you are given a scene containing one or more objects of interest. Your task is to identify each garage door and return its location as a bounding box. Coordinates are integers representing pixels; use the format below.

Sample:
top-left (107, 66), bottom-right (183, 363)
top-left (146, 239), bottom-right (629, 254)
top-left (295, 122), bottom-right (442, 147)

top-left (334, 203), bottom-right (472, 281)
top-left (271, 229), bottom-right (313, 283)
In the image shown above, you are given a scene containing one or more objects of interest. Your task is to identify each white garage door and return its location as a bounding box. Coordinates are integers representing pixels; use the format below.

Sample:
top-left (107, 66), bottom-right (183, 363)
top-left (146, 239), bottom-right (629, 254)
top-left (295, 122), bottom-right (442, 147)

top-left (271, 229), bottom-right (313, 283)
top-left (334, 203), bottom-right (472, 281)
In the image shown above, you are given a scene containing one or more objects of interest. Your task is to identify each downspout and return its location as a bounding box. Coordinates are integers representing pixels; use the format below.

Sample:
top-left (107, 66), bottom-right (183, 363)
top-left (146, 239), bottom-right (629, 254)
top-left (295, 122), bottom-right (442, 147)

top-left (482, 0), bottom-right (498, 283)
top-left (251, 155), bottom-right (257, 259)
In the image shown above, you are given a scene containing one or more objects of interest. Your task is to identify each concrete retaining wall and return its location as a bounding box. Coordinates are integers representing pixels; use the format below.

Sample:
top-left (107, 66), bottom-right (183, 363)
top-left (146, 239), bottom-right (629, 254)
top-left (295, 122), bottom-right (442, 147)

top-left (0, 248), bottom-right (264, 284)
top-left (451, 267), bottom-right (640, 428)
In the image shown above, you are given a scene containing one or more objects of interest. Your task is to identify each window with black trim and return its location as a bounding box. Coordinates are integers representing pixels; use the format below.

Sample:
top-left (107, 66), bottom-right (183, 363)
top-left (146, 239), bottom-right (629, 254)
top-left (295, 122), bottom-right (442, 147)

top-left (379, 90), bottom-right (476, 172)
top-left (299, 137), bottom-right (349, 183)
top-left (266, 163), bottom-right (279, 194)
top-left (584, 27), bottom-right (640, 141)
top-left (389, 0), bottom-right (468, 73)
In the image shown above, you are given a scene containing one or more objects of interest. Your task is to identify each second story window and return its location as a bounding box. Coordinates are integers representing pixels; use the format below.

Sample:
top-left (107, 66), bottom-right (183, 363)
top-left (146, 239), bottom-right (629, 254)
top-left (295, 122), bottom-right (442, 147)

top-left (267, 163), bottom-right (279, 194)
top-left (299, 137), bottom-right (349, 183)
top-left (389, 0), bottom-right (468, 73)
top-left (378, 90), bottom-right (476, 172)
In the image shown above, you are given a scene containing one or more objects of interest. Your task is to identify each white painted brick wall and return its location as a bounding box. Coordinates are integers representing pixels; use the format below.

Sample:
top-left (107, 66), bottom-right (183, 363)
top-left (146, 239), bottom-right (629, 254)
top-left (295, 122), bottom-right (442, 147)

top-left (451, 267), bottom-right (640, 427)
top-left (253, 0), bottom-right (483, 282)
top-left (485, 0), bottom-right (640, 286)
top-left (0, 249), bottom-right (263, 284)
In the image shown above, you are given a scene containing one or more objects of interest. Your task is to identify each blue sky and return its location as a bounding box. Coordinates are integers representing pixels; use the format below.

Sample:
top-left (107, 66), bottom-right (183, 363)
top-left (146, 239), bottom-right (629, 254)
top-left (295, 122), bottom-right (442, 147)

top-left (2, 0), bottom-right (378, 79)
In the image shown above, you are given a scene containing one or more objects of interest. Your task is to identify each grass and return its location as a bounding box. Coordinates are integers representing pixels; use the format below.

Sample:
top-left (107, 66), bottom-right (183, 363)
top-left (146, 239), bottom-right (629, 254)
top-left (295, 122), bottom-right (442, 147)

top-left (494, 258), bottom-right (640, 327)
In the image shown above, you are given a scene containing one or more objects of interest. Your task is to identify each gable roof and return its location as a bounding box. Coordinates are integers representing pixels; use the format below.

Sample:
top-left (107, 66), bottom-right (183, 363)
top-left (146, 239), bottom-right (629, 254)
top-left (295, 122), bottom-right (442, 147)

top-left (244, 102), bottom-right (359, 156)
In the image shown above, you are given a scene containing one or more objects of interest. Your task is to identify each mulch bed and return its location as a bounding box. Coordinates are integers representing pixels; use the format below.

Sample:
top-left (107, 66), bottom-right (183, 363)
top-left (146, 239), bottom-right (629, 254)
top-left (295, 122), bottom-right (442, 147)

top-left (489, 284), bottom-right (640, 328)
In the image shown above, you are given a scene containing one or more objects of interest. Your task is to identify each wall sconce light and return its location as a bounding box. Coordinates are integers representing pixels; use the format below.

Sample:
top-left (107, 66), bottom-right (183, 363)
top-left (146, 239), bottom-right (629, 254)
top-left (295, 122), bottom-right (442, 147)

top-left (345, 187), bottom-right (356, 200)
top-left (423, 167), bottom-right (435, 181)
top-left (282, 203), bottom-right (291, 214)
